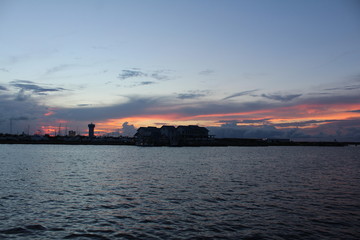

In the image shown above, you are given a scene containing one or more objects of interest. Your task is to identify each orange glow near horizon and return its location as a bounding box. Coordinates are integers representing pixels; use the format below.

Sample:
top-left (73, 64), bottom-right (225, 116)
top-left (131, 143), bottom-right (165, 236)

top-left (37, 102), bottom-right (360, 135)
top-left (95, 103), bottom-right (360, 132)
top-left (44, 111), bottom-right (54, 116)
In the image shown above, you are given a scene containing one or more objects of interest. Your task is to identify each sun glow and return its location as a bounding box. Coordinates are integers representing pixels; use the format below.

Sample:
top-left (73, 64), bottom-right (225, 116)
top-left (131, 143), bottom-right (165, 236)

top-left (36, 102), bottom-right (360, 136)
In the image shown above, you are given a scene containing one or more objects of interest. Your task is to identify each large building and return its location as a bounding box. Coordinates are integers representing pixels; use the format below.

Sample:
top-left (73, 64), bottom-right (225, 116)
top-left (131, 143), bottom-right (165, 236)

top-left (88, 123), bottom-right (95, 138)
top-left (135, 125), bottom-right (209, 146)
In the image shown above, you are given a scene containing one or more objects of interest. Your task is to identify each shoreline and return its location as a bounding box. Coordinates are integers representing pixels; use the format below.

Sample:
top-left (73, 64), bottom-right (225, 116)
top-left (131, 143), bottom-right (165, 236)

top-left (0, 139), bottom-right (358, 147)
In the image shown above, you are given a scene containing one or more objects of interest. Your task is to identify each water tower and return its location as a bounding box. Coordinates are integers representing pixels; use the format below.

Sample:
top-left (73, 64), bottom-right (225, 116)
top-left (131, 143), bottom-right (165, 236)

top-left (88, 123), bottom-right (95, 138)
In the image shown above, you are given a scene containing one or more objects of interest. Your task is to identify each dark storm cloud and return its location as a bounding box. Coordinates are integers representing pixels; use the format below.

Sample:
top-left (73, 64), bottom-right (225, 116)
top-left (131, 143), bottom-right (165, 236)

top-left (10, 80), bottom-right (66, 94)
top-left (348, 110), bottom-right (360, 113)
top-left (0, 85), bottom-right (8, 91)
top-left (223, 89), bottom-right (258, 100)
top-left (261, 93), bottom-right (302, 102)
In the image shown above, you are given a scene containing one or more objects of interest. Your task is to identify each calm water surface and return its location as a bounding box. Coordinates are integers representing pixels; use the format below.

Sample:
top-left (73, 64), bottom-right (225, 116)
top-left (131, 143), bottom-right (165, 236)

top-left (0, 145), bottom-right (359, 239)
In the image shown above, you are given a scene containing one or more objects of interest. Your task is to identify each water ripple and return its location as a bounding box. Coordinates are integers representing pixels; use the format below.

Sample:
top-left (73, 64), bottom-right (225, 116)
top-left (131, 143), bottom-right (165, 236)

top-left (0, 145), bottom-right (359, 239)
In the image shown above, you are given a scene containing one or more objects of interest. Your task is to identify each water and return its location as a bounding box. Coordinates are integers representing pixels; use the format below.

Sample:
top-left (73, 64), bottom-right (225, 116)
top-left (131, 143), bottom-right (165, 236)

top-left (0, 145), bottom-right (359, 240)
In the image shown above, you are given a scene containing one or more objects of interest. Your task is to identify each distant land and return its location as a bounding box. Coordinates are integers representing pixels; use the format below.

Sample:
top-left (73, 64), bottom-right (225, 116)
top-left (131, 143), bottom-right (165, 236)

top-left (0, 133), bottom-right (358, 147)
top-left (1, 124), bottom-right (359, 147)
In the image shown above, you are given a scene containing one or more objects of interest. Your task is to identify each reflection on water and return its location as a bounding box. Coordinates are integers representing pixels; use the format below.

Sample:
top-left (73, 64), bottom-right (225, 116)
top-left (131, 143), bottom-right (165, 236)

top-left (0, 145), bottom-right (359, 239)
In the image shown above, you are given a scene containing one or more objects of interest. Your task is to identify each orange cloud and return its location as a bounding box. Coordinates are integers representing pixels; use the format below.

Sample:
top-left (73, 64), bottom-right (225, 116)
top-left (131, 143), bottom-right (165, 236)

top-left (38, 101), bottom-right (360, 136)
top-left (44, 111), bottom-right (54, 116)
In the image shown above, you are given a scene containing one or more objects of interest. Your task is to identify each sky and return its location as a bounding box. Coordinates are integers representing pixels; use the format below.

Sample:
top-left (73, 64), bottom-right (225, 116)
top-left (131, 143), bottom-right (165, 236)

top-left (1, 0), bottom-right (360, 141)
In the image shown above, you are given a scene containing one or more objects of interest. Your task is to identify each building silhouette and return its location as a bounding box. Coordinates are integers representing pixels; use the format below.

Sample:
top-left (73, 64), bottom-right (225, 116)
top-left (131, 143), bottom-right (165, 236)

top-left (88, 123), bottom-right (95, 138)
top-left (68, 130), bottom-right (76, 137)
top-left (135, 125), bottom-right (209, 146)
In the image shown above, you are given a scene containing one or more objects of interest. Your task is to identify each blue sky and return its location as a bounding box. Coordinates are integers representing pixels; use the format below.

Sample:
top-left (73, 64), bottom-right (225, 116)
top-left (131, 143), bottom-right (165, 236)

top-left (1, 0), bottom-right (360, 140)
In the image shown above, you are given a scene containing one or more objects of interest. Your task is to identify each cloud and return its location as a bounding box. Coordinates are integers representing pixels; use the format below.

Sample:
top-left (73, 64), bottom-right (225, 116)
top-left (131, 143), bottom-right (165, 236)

top-left (300, 118), bottom-right (360, 141)
top-left (11, 116), bottom-right (30, 121)
top-left (299, 93), bottom-right (360, 105)
top-left (177, 93), bottom-right (206, 99)
top-left (77, 104), bottom-right (92, 107)
top-left (208, 117), bottom-right (360, 141)
top-left (10, 80), bottom-right (67, 94)
top-left (199, 69), bottom-right (214, 75)
top-left (118, 69), bottom-right (172, 81)
top-left (217, 120), bottom-right (241, 127)
top-left (150, 70), bottom-right (171, 81)
top-left (176, 90), bottom-right (210, 100)
top-left (324, 84), bottom-right (360, 91)
top-left (350, 74), bottom-right (360, 82)
top-left (118, 69), bottom-right (146, 80)
top-left (43, 87), bottom-right (360, 129)
top-left (45, 64), bottom-right (77, 75)
top-left (217, 118), bottom-right (271, 127)
top-left (175, 100), bottom-right (274, 117)
top-left (121, 122), bottom-right (137, 136)
top-left (0, 85), bottom-right (8, 91)
top-left (241, 118), bottom-right (272, 124)
top-left (120, 81), bottom-right (156, 88)
top-left (272, 120), bottom-right (339, 128)
top-left (344, 85), bottom-right (360, 90)
top-left (261, 93), bottom-right (302, 102)
top-left (3, 73), bottom-right (360, 139)
top-left (223, 89), bottom-right (259, 100)
top-left (0, 92), bottom-right (48, 133)
top-left (0, 68), bottom-right (9, 72)
top-left (139, 81), bottom-right (155, 86)
top-left (51, 96), bottom-right (161, 121)
top-left (208, 124), bottom-right (306, 139)
top-left (15, 89), bottom-right (30, 101)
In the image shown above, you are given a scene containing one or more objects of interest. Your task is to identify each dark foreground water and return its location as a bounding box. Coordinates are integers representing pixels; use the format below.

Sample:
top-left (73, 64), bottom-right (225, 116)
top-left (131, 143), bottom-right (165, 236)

top-left (0, 145), bottom-right (359, 240)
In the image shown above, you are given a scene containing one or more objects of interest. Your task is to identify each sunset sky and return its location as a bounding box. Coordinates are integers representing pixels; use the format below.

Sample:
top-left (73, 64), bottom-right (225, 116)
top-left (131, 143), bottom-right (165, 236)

top-left (1, 0), bottom-right (360, 141)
